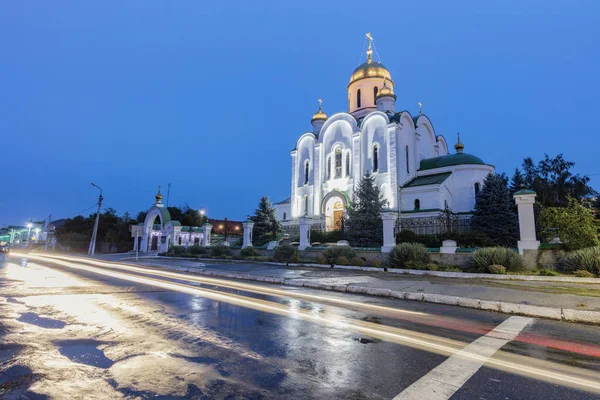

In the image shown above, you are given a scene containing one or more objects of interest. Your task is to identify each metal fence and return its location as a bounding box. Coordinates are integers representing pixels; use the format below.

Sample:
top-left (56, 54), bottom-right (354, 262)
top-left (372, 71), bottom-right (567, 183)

top-left (396, 212), bottom-right (472, 236)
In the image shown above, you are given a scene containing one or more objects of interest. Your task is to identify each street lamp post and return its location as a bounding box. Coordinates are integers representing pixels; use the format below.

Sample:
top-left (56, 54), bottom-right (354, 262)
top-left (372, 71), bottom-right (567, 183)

top-left (88, 183), bottom-right (103, 256)
top-left (26, 222), bottom-right (33, 248)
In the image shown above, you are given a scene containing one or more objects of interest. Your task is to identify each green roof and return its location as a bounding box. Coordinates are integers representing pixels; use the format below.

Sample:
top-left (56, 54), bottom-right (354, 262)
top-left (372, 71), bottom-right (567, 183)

top-left (419, 153), bottom-right (486, 171)
top-left (514, 189), bottom-right (536, 195)
top-left (158, 207), bottom-right (172, 226)
top-left (403, 172), bottom-right (452, 188)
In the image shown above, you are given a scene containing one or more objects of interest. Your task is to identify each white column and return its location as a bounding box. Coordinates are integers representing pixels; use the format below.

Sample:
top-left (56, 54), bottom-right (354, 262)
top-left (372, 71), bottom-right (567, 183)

top-left (201, 223), bottom-right (213, 247)
top-left (299, 217), bottom-right (310, 250)
top-left (513, 191), bottom-right (540, 254)
top-left (242, 221), bottom-right (254, 248)
top-left (381, 211), bottom-right (397, 253)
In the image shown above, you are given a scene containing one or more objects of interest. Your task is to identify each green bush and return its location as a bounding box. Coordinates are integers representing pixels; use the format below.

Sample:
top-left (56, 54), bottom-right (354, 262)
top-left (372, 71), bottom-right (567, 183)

top-left (388, 243), bottom-right (428, 268)
top-left (188, 244), bottom-right (207, 255)
top-left (335, 256), bottom-right (350, 265)
top-left (370, 259), bottom-right (382, 268)
top-left (315, 255), bottom-right (327, 264)
top-left (310, 230), bottom-right (344, 243)
top-left (537, 268), bottom-right (560, 276)
top-left (247, 255), bottom-right (273, 262)
top-left (273, 244), bottom-right (299, 264)
top-left (322, 246), bottom-right (356, 265)
top-left (541, 199), bottom-right (599, 251)
top-left (558, 247), bottom-right (600, 276)
top-left (168, 245), bottom-right (186, 255)
top-left (396, 230), bottom-right (492, 248)
top-left (211, 245), bottom-right (231, 257)
top-left (486, 264), bottom-right (506, 274)
top-left (470, 247), bottom-right (524, 273)
top-left (240, 247), bottom-right (260, 258)
top-left (574, 269), bottom-right (594, 278)
top-left (351, 257), bottom-right (365, 266)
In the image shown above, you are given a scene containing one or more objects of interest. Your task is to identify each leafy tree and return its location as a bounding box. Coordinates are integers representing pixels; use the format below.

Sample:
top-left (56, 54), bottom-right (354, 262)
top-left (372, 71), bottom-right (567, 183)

top-left (471, 173), bottom-right (519, 246)
top-left (346, 173), bottom-right (386, 247)
top-left (249, 197), bottom-right (280, 245)
top-left (540, 198), bottom-right (599, 250)
top-left (519, 154), bottom-right (594, 208)
top-left (136, 211), bottom-right (147, 223)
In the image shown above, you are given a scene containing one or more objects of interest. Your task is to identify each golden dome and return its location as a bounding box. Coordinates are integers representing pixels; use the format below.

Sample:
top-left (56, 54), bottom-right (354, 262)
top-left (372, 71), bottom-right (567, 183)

top-left (455, 133), bottom-right (464, 154)
top-left (348, 61), bottom-right (393, 87)
top-left (376, 79), bottom-right (396, 100)
top-left (155, 186), bottom-right (163, 203)
top-left (311, 100), bottom-right (327, 123)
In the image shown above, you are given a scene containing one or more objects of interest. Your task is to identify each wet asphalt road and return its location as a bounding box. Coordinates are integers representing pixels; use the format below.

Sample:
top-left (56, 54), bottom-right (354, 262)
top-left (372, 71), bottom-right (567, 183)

top-left (1, 253), bottom-right (599, 399)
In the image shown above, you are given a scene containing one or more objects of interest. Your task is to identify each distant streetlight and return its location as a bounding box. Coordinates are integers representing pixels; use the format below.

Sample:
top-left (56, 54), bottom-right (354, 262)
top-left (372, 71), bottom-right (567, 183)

top-left (88, 183), bottom-right (103, 256)
top-left (26, 221), bottom-right (34, 247)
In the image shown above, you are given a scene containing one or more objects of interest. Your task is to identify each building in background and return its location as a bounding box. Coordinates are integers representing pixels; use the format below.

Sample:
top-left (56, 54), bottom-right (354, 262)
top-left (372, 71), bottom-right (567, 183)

top-left (277, 34), bottom-right (494, 232)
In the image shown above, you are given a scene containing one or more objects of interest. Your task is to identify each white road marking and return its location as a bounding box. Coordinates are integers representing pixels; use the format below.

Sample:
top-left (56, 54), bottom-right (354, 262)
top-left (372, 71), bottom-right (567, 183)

top-left (394, 316), bottom-right (533, 400)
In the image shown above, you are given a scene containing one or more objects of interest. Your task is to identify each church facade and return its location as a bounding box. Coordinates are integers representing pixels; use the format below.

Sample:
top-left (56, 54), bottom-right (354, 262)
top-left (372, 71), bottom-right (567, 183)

top-left (275, 35), bottom-right (494, 232)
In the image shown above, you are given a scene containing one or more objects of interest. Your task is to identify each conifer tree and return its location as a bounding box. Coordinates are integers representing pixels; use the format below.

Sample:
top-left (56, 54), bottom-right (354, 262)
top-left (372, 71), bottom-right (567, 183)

top-left (249, 197), bottom-right (280, 244)
top-left (346, 173), bottom-right (387, 247)
top-left (471, 173), bottom-right (519, 246)
top-left (509, 168), bottom-right (526, 197)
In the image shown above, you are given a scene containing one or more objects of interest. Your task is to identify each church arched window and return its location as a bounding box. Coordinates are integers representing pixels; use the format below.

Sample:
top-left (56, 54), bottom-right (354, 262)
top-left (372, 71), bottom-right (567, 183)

top-left (373, 86), bottom-right (378, 102)
top-left (444, 199), bottom-right (448, 210)
top-left (357, 89), bottom-right (361, 108)
top-left (345, 153), bottom-right (351, 177)
top-left (304, 196), bottom-right (309, 216)
top-left (335, 148), bottom-right (342, 178)
top-left (414, 199), bottom-right (420, 210)
top-left (304, 160), bottom-right (309, 185)
top-left (373, 144), bottom-right (379, 172)
top-left (326, 157), bottom-right (331, 180)
top-left (405, 145), bottom-right (410, 174)
top-left (474, 182), bottom-right (481, 196)
top-left (283, 212), bottom-right (287, 220)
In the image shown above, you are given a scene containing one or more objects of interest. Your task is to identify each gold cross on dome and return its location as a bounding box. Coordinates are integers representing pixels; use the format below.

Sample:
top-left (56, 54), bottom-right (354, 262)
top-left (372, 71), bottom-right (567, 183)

top-left (366, 32), bottom-right (373, 41)
top-left (318, 98), bottom-right (323, 107)
top-left (418, 102), bottom-right (422, 115)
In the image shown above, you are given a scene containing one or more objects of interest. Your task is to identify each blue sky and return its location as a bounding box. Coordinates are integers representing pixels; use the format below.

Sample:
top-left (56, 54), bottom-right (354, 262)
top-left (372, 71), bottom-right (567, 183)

top-left (1, 1), bottom-right (599, 226)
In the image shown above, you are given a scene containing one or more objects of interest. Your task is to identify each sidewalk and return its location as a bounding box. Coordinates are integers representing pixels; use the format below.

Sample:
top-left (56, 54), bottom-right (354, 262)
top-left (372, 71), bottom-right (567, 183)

top-left (120, 256), bottom-right (600, 324)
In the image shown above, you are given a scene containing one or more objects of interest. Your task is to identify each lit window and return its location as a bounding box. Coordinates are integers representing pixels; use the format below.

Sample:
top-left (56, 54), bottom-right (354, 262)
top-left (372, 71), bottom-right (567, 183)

top-left (373, 86), bottom-right (378, 102)
top-left (335, 148), bottom-right (342, 178)
top-left (373, 144), bottom-right (379, 172)
top-left (357, 89), bottom-right (361, 108)
top-left (414, 199), bottom-right (420, 210)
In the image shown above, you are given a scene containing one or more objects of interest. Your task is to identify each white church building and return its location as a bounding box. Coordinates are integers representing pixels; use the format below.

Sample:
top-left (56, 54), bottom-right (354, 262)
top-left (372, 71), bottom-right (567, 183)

top-left (275, 34), bottom-right (494, 232)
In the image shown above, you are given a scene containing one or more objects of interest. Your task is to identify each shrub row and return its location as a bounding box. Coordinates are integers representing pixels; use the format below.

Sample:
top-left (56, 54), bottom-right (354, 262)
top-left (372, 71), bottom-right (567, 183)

top-left (396, 230), bottom-right (493, 248)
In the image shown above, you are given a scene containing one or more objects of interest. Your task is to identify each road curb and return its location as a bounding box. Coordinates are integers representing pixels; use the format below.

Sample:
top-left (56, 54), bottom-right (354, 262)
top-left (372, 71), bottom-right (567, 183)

top-left (122, 256), bottom-right (600, 284)
top-left (132, 262), bottom-right (600, 325)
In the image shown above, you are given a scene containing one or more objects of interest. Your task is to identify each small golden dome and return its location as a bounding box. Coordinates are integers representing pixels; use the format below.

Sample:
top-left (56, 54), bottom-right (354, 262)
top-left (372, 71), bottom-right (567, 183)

top-left (455, 133), bottom-right (464, 154)
top-left (376, 79), bottom-right (396, 100)
top-left (311, 100), bottom-right (327, 123)
top-left (155, 186), bottom-right (163, 203)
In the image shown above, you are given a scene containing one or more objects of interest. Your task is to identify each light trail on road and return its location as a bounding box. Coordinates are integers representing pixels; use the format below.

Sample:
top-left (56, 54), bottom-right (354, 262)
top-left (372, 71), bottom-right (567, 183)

top-left (13, 252), bottom-right (600, 395)
top-left (26, 252), bottom-right (600, 359)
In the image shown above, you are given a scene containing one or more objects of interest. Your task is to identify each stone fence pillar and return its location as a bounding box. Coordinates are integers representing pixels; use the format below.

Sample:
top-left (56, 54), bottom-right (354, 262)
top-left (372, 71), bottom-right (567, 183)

top-left (242, 221), bottom-right (254, 248)
top-left (299, 217), bottom-right (310, 250)
top-left (381, 211), bottom-right (398, 253)
top-left (513, 190), bottom-right (540, 255)
top-left (201, 223), bottom-right (213, 247)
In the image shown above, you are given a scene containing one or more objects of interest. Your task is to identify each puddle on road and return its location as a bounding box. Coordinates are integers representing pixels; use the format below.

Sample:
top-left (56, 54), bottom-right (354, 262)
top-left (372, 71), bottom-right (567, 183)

top-left (17, 312), bottom-right (66, 329)
top-left (58, 340), bottom-right (114, 369)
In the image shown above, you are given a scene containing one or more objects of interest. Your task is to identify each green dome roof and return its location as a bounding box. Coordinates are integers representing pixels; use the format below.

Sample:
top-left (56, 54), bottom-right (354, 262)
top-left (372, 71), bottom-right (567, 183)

top-left (419, 153), bottom-right (486, 171)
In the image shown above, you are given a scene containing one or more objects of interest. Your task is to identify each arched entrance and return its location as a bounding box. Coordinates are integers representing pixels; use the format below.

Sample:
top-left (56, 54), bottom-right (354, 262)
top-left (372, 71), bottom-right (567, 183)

top-left (142, 207), bottom-right (164, 252)
top-left (322, 190), bottom-right (348, 232)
